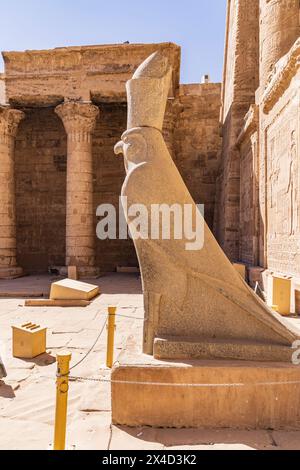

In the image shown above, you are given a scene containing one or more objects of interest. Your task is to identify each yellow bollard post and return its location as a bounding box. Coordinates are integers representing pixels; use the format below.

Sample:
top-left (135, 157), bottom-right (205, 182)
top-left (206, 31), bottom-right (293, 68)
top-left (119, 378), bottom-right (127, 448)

top-left (53, 351), bottom-right (72, 451)
top-left (106, 307), bottom-right (116, 369)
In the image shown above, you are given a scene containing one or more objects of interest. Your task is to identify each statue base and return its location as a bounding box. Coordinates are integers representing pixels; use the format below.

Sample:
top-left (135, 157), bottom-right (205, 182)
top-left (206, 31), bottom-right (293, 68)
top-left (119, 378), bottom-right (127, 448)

top-left (112, 343), bottom-right (300, 429)
top-left (153, 336), bottom-right (294, 362)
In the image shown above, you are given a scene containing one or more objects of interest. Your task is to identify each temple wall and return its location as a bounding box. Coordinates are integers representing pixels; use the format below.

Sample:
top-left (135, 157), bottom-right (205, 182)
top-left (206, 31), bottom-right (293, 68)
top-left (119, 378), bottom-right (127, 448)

top-left (217, 0), bottom-right (260, 260)
top-left (220, 0), bottom-right (300, 311)
top-left (260, 0), bottom-right (300, 87)
top-left (263, 67), bottom-right (300, 278)
top-left (258, 0), bottom-right (300, 268)
top-left (219, 0), bottom-right (300, 269)
top-left (93, 103), bottom-right (138, 272)
top-left (222, 0), bottom-right (237, 120)
top-left (239, 136), bottom-right (255, 264)
top-left (15, 108), bottom-right (67, 272)
top-left (0, 75), bottom-right (5, 104)
top-left (13, 93), bottom-right (221, 274)
top-left (14, 104), bottom-right (137, 274)
top-left (3, 41), bottom-right (224, 275)
top-left (238, 122), bottom-right (259, 266)
top-left (175, 83), bottom-right (222, 231)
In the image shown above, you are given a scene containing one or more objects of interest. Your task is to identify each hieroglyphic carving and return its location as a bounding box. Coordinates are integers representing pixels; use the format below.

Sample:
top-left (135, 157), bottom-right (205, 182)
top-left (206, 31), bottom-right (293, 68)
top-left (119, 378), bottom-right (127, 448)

top-left (288, 130), bottom-right (298, 236)
top-left (266, 91), bottom-right (300, 275)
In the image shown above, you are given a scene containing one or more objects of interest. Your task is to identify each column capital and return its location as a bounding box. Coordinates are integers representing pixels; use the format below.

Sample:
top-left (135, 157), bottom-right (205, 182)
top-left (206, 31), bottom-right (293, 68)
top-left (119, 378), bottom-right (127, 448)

top-left (55, 101), bottom-right (99, 136)
top-left (0, 107), bottom-right (25, 138)
top-left (0, 107), bottom-right (24, 278)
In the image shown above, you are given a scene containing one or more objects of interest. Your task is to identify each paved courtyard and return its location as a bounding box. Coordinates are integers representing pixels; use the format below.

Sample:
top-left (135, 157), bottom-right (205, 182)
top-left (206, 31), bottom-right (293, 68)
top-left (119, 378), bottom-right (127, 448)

top-left (0, 273), bottom-right (300, 451)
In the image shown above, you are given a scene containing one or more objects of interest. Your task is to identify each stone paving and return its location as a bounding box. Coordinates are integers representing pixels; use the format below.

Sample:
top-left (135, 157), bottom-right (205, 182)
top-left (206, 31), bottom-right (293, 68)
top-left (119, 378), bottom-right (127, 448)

top-left (0, 273), bottom-right (300, 450)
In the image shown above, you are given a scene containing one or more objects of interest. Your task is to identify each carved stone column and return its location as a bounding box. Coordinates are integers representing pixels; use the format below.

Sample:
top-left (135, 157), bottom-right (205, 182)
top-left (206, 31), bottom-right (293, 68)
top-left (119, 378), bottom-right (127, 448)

top-left (217, 0), bottom-right (260, 261)
top-left (260, 0), bottom-right (300, 87)
top-left (55, 102), bottom-right (100, 277)
top-left (0, 106), bottom-right (25, 279)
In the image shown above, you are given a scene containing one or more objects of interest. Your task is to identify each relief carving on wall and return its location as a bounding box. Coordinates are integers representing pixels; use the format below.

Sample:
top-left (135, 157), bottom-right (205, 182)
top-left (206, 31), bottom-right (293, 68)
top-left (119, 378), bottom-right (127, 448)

top-left (269, 129), bottom-right (298, 235)
top-left (288, 130), bottom-right (298, 236)
top-left (267, 94), bottom-right (299, 274)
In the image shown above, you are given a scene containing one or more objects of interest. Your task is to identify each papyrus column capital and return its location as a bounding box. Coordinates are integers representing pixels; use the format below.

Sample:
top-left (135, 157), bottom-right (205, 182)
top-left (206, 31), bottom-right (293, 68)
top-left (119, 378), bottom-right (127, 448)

top-left (0, 107), bottom-right (25, 140)
top-left (0, 107), bottom-right (24, 277)
top-left (55, 101), bottom-right (99, 140)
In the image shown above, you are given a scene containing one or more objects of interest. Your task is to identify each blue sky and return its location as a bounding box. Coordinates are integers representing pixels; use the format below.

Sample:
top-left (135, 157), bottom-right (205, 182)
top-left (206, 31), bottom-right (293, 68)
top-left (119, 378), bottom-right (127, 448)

top-left (0, 0), bottom-right (227, 83)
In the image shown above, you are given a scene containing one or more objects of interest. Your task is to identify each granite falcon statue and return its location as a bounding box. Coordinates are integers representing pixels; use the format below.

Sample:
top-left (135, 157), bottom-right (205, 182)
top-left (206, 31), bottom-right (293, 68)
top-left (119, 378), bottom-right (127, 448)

top-left (114, 51), bottom-right (300, 362)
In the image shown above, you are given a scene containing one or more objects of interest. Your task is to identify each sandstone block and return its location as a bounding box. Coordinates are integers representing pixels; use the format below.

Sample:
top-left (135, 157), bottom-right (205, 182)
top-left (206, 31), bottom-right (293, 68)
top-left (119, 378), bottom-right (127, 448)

top-left (267, 276), bottom-right (292, 317)
top-left (50, 278), bottom-right (100, 301)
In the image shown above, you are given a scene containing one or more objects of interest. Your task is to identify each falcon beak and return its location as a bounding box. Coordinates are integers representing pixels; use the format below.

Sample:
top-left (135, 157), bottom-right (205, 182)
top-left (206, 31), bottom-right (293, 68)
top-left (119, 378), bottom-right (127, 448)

top-left (114, 140), bottom-right (124, 156)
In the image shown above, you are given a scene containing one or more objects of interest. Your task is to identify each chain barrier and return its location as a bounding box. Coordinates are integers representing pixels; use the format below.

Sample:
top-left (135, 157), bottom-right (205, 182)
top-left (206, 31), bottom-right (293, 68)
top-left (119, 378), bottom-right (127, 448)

top-left (97, 312), bottom-right (144, 321)
top-left (67, 315), bottom-right (108, 373)
top-left (61, 311), bottom-right (143, 376)
top-left (115, 314), bottom-right (144, 320)
top-left (56, 308), bottom-right (300, 388)
top-left (64, 374), bottom-right (300, 388)
top-left (53, 306), bottom-right (300, 450)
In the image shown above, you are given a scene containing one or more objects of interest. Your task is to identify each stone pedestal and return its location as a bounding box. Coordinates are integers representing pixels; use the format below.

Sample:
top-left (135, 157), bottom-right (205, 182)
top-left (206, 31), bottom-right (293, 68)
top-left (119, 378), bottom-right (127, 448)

top-left (55, 102), bottom-right (100, 278)
top-left (112, 347), bottom-right (300, 429)
top-left (0, 107), bottom-right (25, 279)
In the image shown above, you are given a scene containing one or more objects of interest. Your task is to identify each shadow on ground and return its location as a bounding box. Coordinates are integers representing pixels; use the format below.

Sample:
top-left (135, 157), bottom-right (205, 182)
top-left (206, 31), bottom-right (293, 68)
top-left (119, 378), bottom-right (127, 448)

top-left (0, 273), bottom-right (143, 297)
top-left (20, 353), bottom-right (56, 367)
top-left (0, 381), bottom-right (15, 399)
top-left (112, 425), bottom-right (280, 450)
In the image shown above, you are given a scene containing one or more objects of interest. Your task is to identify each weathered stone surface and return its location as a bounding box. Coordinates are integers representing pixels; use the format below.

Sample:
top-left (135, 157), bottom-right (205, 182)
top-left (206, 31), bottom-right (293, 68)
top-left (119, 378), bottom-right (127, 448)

top-left (1, 41), bottom-right (222, 275)
top-left (216, 0), bottom-right (259, 260)
top-left (236, 105), bottom-right (259, 265)
top-left (1, 2), bottom-right (299, 307)
top-left (112, 354), bottom-right (300, 429)
top-left (218, 1), bottom-right (300, 308)
top-left (258, 38), bottom-right (300, 288)
top-left (55, 102), bottom-right (100, 276)
top-left (0, 107), bottom-right (24, 278)
top-left (15, 108), bottom-right (67, 272)
top-left (3, 43), bottom-right (180, 106)
top-left (0, 75), bottom-right (5, 105)
top-left (175, 84), bottom-right (222, 232)
top-left (260, 0), bottom-right (300, 88)
top-left (114, 51), bottom-right (300, 362)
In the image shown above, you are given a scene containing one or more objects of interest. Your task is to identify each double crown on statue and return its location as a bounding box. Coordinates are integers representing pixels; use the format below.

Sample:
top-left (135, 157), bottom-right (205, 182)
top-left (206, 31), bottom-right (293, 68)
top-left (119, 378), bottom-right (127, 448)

top-left (126, 51), bottom-right (173, 132)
